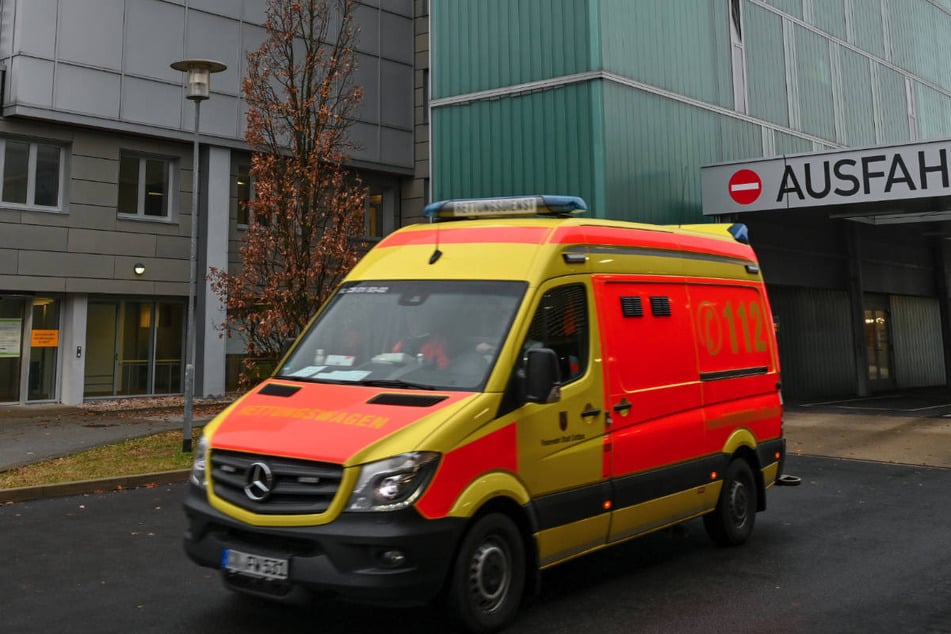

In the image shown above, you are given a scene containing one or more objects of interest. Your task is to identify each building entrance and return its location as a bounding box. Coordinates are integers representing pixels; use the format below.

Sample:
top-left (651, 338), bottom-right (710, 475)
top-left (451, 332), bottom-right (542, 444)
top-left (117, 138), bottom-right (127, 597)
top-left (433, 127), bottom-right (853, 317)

top-left (864, 294), bottom-right (895, 391)
top-left (84, 300), bottom-right (185, 397)
top-left (0, 296), bottom-right (62, 403)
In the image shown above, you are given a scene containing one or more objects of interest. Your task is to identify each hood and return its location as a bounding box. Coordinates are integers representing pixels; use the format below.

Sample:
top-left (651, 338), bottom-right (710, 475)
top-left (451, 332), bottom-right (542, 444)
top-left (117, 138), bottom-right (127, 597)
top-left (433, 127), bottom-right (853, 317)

top-left (207, 380), bottom-right (476, 464)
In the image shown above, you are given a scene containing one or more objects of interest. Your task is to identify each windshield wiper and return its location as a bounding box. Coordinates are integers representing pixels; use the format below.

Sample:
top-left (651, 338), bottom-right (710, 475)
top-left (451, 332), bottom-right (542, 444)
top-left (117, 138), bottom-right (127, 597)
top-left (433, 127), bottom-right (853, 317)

top-left (357, 379), bottom-right (436, 391)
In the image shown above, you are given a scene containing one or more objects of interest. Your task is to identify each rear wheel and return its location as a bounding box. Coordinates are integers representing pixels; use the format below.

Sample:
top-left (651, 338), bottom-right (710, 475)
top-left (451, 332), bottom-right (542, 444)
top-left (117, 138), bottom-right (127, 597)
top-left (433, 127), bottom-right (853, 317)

top-left (446, 513), bottom-right (526, 633)
top-left (704, 458), bottom-right (757, 546)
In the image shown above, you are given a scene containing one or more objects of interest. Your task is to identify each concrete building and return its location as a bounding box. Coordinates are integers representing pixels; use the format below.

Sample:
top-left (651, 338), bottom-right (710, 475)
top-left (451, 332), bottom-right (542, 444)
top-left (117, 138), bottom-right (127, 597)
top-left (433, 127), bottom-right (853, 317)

top-left (426, 0), bottom-right (951, 400)
top-left (0, 0), bottom-right (419, 404)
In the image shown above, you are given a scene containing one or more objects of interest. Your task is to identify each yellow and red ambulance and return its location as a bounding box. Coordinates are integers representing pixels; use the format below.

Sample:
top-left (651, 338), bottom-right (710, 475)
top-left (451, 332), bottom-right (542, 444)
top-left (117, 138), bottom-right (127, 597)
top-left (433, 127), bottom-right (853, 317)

top-left (184, 195), bottom-right (788, 633)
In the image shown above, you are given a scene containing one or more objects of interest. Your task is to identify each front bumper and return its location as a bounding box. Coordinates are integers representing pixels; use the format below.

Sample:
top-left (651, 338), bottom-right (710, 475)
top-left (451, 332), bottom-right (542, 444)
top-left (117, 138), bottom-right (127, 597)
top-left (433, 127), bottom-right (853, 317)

top-left (183, 486), bottom-right (465, 605)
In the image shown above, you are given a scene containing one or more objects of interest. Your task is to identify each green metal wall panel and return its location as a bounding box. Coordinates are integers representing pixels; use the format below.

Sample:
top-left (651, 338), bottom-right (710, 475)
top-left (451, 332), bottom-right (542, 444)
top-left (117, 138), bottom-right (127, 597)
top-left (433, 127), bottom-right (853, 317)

top-left (885, 0), bottom-right (951, 88)
top-left (851, 0), bottom-right (886, 58)
top-left (601, 83), bottom-right (760, 225)
top-left (760, 0), bottom-right (802, 19)
top-left (839, 47), bottom-right (876, 147)
top-left (775, 131), bottom-right (812, 155)
top-left (876, 64), bottom-right (911, 145)
top-left (746, 3), bottom-right (789, 127)
top-left (915, 82), bottom-right (951, 140)
top-left (431, 83), bottom-right (599, 209)
top-left (430, 0), bottom-right (593, 99)
top-left (795, 26), bottom-right (836, 141)
top-left (812, 0), bottom-right (847, 40)
top-left (598, 0), bottom-right (733, 108)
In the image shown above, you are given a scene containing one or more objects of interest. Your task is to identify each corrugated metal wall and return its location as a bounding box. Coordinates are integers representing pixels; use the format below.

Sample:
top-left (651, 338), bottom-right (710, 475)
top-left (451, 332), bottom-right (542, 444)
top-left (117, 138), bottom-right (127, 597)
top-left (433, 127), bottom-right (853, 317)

top-left (601, 84), bottom-right (760, 224)
top-left (767, 286), bottom-right (857, 399)
top-left (598, 0), bottom-right (733, 108)
top-left (795, 25), bottom-right (836, 140)
top-left (839, 47), bottom-right (876, 146)
top-left (430, 0), bottom-right (593, 100)
top-left (891, 295), bottom-right (946, 387)
top-left (745, 3), bottom-right (789, 128)
top-left (431, 83), bottom-right (600, 204)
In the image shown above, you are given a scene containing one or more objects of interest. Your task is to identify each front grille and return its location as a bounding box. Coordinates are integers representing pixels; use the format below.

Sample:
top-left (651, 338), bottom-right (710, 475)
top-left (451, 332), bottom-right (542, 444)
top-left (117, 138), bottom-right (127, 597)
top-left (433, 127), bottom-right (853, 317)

top-left (211, 450), bottom-right (344, 515)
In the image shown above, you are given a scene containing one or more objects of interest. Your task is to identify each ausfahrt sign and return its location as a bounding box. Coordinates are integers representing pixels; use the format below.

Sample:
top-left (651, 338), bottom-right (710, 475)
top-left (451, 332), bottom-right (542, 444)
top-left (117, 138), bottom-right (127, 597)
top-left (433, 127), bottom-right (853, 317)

top-left (701, 138), bottom-right (951, 214)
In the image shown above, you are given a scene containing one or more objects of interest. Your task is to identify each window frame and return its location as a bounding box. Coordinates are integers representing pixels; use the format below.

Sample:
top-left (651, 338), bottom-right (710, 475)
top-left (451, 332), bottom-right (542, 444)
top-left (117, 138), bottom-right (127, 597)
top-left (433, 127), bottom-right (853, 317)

top-left (0, 138), bottom-right (66, 212)
top-left (116, 152), bottom-right (176, 221)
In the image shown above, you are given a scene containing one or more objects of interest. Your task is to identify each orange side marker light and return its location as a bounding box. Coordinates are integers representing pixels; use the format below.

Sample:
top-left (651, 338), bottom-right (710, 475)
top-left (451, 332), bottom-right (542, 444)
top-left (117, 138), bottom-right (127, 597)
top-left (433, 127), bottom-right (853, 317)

top-left (603, 500), bottom-right (612, 511)
top-left (710, 471), bottom-right (718, 480)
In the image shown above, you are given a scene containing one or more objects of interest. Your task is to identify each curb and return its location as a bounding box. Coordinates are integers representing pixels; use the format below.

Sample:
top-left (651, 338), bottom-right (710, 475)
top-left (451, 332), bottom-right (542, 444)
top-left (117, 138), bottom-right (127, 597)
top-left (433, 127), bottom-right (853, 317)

top-left (0, 469), bottom-right (191, 504)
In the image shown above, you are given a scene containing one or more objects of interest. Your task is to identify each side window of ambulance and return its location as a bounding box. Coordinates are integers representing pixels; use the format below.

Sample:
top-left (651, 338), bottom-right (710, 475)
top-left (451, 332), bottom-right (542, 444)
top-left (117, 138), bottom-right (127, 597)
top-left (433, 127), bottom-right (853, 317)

top-left (523, 284), bottom-right (589, 384)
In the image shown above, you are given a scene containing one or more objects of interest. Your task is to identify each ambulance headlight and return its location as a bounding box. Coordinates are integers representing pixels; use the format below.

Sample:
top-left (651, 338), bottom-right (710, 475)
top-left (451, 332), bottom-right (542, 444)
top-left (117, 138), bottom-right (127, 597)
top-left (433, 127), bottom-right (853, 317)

top-left (190, 435), bottom-right (208, 489)
top-left (346, 452), bottom-right (440, 512)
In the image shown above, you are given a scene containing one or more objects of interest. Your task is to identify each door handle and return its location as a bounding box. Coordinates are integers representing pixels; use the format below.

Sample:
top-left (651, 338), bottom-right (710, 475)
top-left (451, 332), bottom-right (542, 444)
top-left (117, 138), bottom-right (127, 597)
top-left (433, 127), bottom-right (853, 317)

top-left (581, 407), bottom-right (602, 418)
top-left (613, 400), bottom-right (632, 414)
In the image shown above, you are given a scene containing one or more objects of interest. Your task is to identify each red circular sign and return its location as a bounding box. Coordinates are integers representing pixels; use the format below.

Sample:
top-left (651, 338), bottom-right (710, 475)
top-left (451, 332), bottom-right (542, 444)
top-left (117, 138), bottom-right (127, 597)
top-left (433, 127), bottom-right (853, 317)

top-left (728, 169), bottom-right (762, 205)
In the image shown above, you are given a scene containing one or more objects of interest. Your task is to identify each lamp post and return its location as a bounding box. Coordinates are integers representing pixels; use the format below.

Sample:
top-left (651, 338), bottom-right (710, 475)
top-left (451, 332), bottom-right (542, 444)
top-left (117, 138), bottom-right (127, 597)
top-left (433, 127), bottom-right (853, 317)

top-left (171, 59), bottom-right (226, 452)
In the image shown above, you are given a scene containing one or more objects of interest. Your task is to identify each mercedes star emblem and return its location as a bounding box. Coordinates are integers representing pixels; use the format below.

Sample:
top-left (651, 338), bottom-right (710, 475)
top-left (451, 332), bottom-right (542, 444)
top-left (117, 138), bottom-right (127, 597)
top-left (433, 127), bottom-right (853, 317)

top-left (244, 461), bottom-right (275, 501)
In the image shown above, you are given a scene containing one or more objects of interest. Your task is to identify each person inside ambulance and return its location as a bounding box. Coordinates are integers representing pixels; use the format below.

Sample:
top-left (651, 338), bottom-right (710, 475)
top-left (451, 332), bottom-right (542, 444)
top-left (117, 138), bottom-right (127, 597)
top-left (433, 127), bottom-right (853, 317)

top-left (391, 314), bottom-right (451, 369)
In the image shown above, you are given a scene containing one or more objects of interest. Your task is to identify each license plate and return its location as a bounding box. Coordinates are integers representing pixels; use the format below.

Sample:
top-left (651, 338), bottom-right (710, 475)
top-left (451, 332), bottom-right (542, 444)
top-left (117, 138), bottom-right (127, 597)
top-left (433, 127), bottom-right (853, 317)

top-left (222, 548), bottom-right (289, 581)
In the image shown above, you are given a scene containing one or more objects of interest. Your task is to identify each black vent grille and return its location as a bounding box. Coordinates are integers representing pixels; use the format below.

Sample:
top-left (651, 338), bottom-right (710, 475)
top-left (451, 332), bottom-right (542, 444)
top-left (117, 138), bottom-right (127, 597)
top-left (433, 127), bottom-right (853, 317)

top-left (650, 296), bottom-right (672, 317)
top-left (620, 296), bottom-right (643, 317)
top-left (211, 450), bottom-right (343, 515)
top-left (258, 383), bottom-right (301, 397)
top-left (367, 393), bottom-right (448, 407)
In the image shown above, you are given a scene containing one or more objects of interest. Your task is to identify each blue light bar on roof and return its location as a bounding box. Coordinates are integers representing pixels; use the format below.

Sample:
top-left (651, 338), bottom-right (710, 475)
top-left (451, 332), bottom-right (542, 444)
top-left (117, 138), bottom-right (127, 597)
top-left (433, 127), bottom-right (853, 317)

top-left (424, 195), bottom-right (588, 220)
top-left (727, 223), bottom-right (750, 244)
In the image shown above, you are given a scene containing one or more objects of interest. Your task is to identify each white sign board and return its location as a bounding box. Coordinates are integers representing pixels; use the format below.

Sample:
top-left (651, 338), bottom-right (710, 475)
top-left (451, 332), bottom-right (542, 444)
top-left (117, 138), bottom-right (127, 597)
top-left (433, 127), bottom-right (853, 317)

top-left (0, 319), bottom-right (22, 357)
top-left (701, 138), bottom-right (951, 214)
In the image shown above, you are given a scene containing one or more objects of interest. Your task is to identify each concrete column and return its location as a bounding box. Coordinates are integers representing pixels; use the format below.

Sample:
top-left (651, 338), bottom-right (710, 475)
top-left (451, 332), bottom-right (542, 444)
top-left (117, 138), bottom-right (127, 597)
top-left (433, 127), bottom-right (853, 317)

top-left (60, 295), bottom-right (88, 405)
top-left (197, 146), bottom-right (230, 397)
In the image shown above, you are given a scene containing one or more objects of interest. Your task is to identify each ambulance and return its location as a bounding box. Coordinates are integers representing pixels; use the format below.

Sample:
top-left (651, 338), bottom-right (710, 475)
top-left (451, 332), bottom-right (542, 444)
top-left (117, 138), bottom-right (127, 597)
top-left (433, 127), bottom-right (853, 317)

top-left (183, 195), bottom-right (788, 633)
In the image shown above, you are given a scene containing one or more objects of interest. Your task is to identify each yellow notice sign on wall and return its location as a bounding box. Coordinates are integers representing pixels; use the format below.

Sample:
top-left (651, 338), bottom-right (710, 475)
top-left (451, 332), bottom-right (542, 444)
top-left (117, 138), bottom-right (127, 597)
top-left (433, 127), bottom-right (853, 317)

top-left (31, 329), bottom-right (60, 348)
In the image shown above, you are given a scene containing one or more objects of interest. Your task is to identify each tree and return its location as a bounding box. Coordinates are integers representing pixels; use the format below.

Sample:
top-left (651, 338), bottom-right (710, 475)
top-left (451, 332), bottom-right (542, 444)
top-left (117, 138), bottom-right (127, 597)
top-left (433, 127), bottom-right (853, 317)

top-left (210, 0), bottom-right (368, 387)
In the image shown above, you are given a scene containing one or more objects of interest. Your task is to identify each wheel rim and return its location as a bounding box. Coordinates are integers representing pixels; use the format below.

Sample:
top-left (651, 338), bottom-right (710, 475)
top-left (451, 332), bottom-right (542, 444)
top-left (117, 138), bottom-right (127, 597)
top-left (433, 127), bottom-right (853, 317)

top-left (467, 537), bottom-right (511, 614)
top-left (727, 479), bottom-right (750, 529)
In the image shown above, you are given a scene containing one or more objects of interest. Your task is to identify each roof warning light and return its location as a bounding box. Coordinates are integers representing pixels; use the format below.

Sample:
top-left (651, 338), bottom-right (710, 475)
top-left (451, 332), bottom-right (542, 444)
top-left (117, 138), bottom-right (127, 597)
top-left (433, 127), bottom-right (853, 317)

top-left (425, 195), bottom-right (588, 221)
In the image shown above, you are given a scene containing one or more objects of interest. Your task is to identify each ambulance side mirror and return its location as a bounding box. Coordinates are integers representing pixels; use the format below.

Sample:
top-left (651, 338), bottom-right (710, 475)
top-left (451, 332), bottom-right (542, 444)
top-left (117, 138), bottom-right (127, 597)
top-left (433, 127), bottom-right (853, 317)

top-left (523, 348), bottom-right (562, 404)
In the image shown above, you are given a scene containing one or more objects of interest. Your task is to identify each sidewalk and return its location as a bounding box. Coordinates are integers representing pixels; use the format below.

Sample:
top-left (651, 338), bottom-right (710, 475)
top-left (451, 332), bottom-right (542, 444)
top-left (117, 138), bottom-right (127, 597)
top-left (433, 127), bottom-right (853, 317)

top-left (1, 391), bottom-right (950, 503)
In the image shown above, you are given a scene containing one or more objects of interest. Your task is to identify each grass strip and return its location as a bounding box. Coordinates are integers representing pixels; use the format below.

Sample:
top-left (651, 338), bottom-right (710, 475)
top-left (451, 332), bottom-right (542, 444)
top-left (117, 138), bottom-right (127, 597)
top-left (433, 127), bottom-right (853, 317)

top-left (0, 430), bottom-right (199, 490)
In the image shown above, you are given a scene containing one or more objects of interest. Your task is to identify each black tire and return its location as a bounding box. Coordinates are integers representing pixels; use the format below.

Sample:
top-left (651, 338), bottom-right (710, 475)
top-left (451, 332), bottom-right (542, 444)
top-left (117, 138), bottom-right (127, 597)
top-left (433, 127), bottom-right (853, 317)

top-left (704, 458), bottom-right (758, 547)
top-left (445, 513), bottom-right (526, 634)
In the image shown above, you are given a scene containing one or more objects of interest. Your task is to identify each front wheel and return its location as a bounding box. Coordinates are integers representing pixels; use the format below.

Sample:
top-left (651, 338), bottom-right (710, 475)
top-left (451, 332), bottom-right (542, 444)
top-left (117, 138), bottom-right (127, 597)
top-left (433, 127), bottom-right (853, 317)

top-left (445, 513), bottom-right (526, 634)
top-left (704, 458), bottom-right (758, 547)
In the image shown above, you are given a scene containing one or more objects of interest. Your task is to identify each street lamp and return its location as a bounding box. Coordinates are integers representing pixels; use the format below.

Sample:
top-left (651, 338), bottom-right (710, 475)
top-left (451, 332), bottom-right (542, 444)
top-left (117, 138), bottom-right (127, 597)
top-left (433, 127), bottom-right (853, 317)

top-left (171, 58), bottom-right (226, 452)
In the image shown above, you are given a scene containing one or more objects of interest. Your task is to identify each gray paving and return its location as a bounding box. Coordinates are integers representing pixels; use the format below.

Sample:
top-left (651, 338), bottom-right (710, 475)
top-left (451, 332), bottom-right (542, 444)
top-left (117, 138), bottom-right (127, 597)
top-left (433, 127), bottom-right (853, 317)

top-left (0, 404), bottom-right (201, 472)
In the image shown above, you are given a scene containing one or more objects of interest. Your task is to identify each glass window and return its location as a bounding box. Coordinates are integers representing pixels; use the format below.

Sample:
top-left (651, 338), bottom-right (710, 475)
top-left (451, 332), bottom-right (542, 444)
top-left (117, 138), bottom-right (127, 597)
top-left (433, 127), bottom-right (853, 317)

top-left (522, 284), bottom-right (588, 384)
top-left (144, 159), bottom-right (168, 217)
top-left (34, 144), bottom-right (61, 207)
top-left (117, 153), bottom-right (172, 219)
top-left (235, 157), bottom-right (251, 226)
top-left (0, 139), bottom-right (63, 209)
top-left (3, 141), bottom-right (29, 204)
top-left (278, 280), bottom-right (526, 391)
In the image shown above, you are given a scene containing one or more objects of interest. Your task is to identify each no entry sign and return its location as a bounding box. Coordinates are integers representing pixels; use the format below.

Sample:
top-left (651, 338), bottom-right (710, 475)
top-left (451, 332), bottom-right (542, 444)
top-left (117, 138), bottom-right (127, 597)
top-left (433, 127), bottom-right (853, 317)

top-left (728, 169), bottom-right (762, 205)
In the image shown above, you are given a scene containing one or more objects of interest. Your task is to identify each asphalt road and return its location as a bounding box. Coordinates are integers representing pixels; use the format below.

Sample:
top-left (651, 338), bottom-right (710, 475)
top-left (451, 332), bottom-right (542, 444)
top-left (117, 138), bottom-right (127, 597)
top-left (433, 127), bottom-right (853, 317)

top-left (2, 455), bottom-right (950, 634)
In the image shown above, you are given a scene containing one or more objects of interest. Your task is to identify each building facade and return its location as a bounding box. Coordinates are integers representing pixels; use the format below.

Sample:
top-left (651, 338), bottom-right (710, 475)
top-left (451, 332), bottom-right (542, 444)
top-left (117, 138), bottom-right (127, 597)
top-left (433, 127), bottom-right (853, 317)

top-left (0, 0), bottom-right (418, 405)
top-left (427, 0), bottom-right (951, 400)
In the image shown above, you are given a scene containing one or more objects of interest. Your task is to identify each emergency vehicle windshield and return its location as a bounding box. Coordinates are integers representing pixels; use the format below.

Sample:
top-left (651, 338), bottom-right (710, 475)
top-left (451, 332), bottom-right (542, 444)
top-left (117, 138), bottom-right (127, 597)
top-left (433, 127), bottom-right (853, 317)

top-left (278, 280), bottom-right (526, 391)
